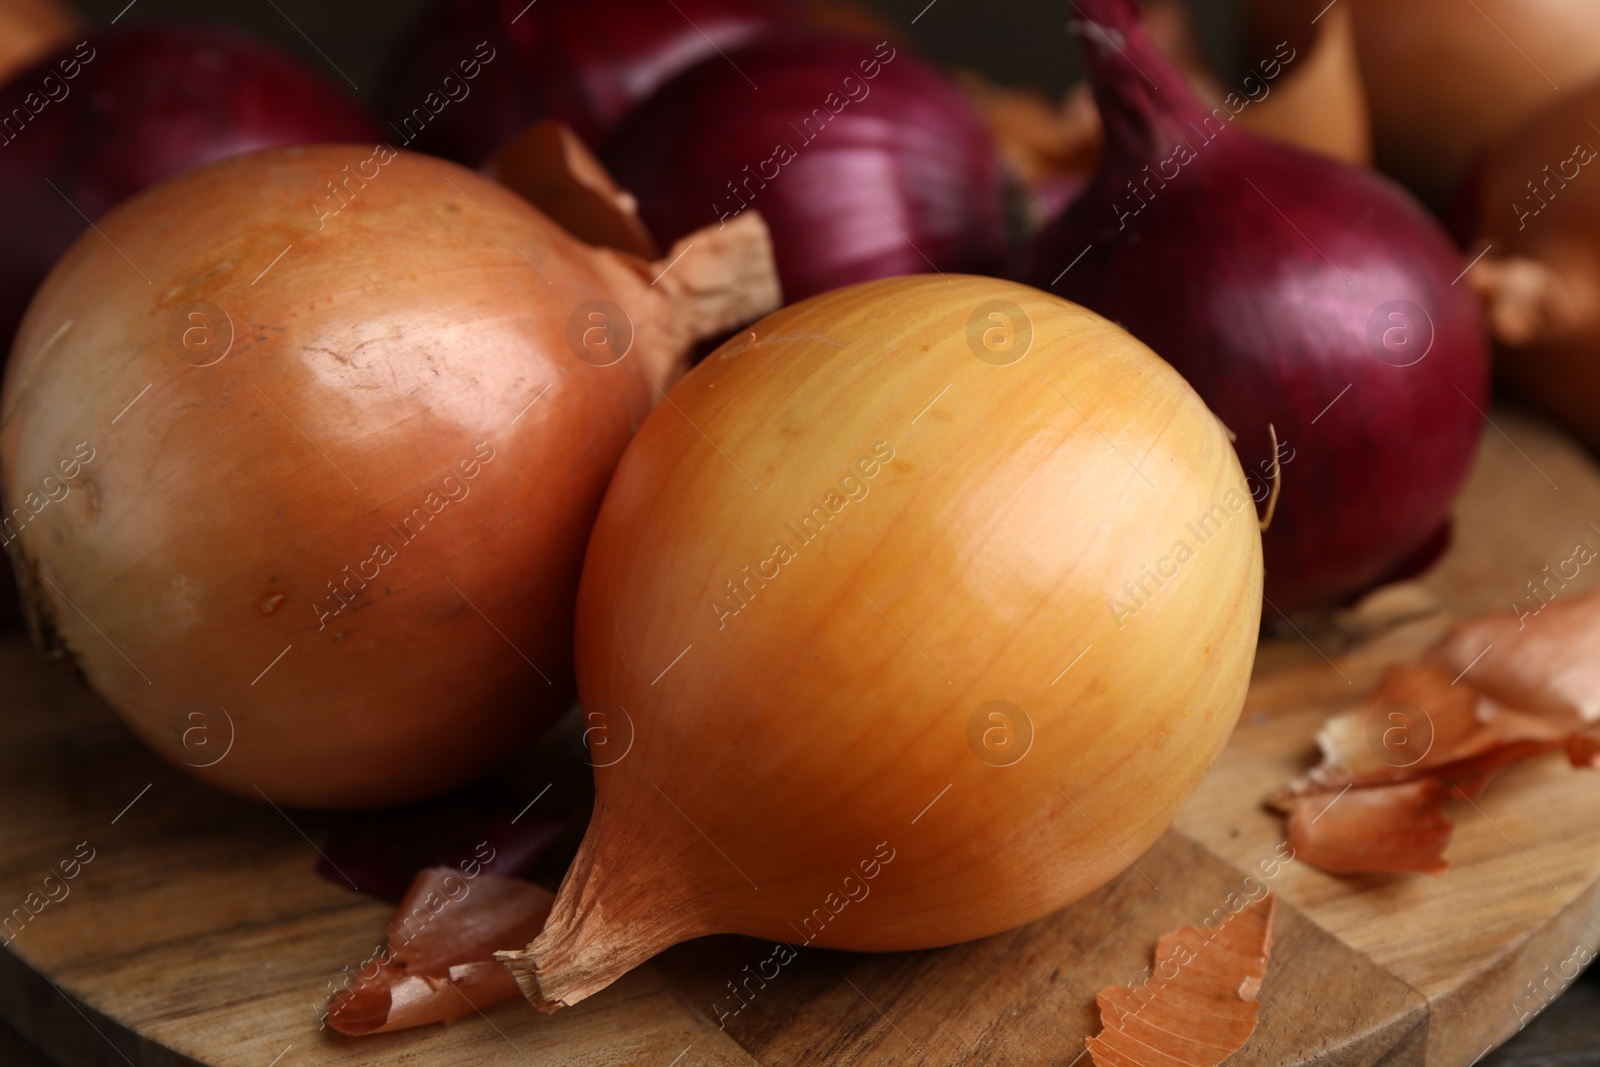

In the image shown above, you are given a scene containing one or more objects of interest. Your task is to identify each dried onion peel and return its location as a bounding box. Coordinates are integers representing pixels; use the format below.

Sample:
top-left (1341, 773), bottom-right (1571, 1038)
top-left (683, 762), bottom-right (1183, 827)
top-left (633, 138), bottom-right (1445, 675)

top-left (1086, 893), bottom-right (1276, 1067)
top-left (327, 867), bottom-right (553, 1035)
top-left (1275, 590), bottom-right (1600, 874)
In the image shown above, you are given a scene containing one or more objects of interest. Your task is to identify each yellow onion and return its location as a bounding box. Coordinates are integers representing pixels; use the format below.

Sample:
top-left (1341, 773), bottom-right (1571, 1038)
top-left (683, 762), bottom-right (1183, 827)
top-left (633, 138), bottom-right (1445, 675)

top-left (1153, 0), bottom-right (1369, 166)
top-left (0, 0), bottom-right (77, 85)
top-left (499, 274), bottom-right (1264, 1008)
top-left (1459, 77), bottom-right (1600, 449)
top-left (1231, 5), bottom-right (1369, 167)
top-left (0, 141), bottom-right (777, 807)
top-left (1247, 0), bottom-right (1600, 204)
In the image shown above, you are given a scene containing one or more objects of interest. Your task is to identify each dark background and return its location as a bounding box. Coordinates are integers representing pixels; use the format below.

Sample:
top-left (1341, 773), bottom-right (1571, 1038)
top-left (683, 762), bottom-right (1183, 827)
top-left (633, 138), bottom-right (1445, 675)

top-left (8, 0), bottom-right (1600, 1064)
top-left (68, 0), bottom-right (1243, 99)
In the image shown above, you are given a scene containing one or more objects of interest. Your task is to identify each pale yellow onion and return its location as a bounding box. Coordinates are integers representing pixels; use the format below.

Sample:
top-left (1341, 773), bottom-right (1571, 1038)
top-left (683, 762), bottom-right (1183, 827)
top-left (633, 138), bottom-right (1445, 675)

top-left (1248, 0), bottom-right (1600, 203)
top-left (0, 143), bottom-right (776, 807)
top-left (499, 274), bottom-right (1264, 1008)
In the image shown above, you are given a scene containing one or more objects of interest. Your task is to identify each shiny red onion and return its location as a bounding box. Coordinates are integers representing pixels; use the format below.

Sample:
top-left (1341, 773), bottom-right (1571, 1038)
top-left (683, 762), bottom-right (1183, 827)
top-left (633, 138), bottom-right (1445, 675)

top-left (380, 0), bottom-right (797, 165)
top-left (603, 33), bottom-right (1009, 303)
top-left (1018, 0), bottom-right (1487, 612)
top-left (0, 24), bottom-right (376, 348)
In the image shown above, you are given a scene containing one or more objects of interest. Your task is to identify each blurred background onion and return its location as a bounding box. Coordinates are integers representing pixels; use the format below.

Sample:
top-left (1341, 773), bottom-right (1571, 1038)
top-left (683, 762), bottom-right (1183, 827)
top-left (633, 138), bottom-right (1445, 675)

top-left (379, 0), bottom-right (799, 165)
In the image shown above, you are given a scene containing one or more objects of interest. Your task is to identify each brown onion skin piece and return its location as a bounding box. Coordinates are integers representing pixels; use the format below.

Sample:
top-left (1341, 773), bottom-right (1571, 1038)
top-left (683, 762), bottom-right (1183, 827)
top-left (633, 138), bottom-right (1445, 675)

top-left (327, 868), bottom-right (554, 1035)
top-left (502, 275), bottom-right (1263, 1009)
top-left (0, 146), bottom-right (720, 808)
top-left (1245, 0), bottom-right (1600, 207)
top-left (1279, 779), bottom-right (1454, 876)
top-left (1456, 78), bottom-right (1600, 450)
top-left (1019, 0), bottom-right (1488, 611)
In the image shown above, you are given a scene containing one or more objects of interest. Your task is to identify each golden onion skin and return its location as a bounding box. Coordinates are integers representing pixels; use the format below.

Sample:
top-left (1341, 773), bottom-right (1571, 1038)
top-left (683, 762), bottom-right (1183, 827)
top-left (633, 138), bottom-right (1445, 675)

top-left (0, 0), bottom-right (78, 86)
top-left (0, 145), bottom-right (697, 807)
top-left (1462, 79), bottom-right (1600, 451)
top-left (1248, 0), bottom-right (1600, 206)
top-left (517, 275), bottom-right (1263, 1007)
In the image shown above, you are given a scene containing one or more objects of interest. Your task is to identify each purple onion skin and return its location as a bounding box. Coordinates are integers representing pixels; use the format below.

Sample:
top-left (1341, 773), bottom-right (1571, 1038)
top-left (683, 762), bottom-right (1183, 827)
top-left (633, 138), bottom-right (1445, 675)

top-left (0, 25), bottom-right (377, 350)
top-left (1018, 0), bottom-right (1488, 612)
top-left (380, 0), bottom-right (797, 164)
top-left (604, 34), bottom-right (1009, 303)
top-left (314, 783), bottom-right (567, 900)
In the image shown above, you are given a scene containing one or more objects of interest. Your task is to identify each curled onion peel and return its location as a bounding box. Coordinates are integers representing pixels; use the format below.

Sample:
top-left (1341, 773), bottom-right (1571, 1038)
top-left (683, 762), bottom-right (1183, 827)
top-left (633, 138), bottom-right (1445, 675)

top-left (0, 143), bottom-right (778, 808)
top-left (498, 274), bottom-right (1263, 1010)
top-left (1020, 0), bottom-right (1488, 612)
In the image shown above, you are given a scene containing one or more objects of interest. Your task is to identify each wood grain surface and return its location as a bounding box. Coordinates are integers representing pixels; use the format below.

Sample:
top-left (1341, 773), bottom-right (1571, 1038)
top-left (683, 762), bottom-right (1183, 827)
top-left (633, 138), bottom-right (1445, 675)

top-left (1, 411), bottom-right (1598, 1067)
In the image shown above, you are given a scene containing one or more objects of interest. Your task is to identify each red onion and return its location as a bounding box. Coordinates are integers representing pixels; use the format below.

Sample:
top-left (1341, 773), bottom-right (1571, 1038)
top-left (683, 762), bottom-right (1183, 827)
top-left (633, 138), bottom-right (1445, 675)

top-left (314, 781), bottom-right (567, 899)
top-left (380, 0), bottom-right (797, 165)
top-left (1018, 0), bottom-right (1488, 612)
top-left (0, 24), bottom-right (377, 348)
top-left (603, 33), bottom-right (1010, 303)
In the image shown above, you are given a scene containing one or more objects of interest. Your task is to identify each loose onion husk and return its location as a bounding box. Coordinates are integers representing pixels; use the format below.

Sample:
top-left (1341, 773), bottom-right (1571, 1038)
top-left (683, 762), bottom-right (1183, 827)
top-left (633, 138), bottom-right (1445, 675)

top-left (1018, 0), bottom-right (1488, 612)
top-left (1245, 0), bottom-right (1600, 206)
top-left (0, 140), bottom-right (778, 808)
top-left (497, 274), bottom-right (1263, 1010)
top-left (1274, 589), bottom-right (1600, 874)
top-left (1457, 75), bottom-right (1600, 450)
top-left (602, 33), bottom-right (1010, 303)
top-left (326, 867), bottom-right (554, 1035)
top-left (379, 0), bottom-right (797, 164)
top-left (1086, 893), bottom-right (1276, 1065)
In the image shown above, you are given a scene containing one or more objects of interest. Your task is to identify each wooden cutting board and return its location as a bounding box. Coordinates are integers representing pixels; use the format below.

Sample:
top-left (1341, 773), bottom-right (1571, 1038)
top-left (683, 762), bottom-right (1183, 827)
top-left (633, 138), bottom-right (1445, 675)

top-left (2, 411), bottom-right (1598, 1067)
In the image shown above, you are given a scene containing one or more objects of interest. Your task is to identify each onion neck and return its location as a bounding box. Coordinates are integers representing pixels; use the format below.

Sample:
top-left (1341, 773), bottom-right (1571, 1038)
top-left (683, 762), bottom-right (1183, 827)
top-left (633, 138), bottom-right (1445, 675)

top-left (634, 212), bottom-right (781, 395)
top-left (1469, 252), bottom-right (1600, 348)
top-left (495, 820), bottom-right (711, 1011)
top-left (1071, 0), bottom-right (1217, 166)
